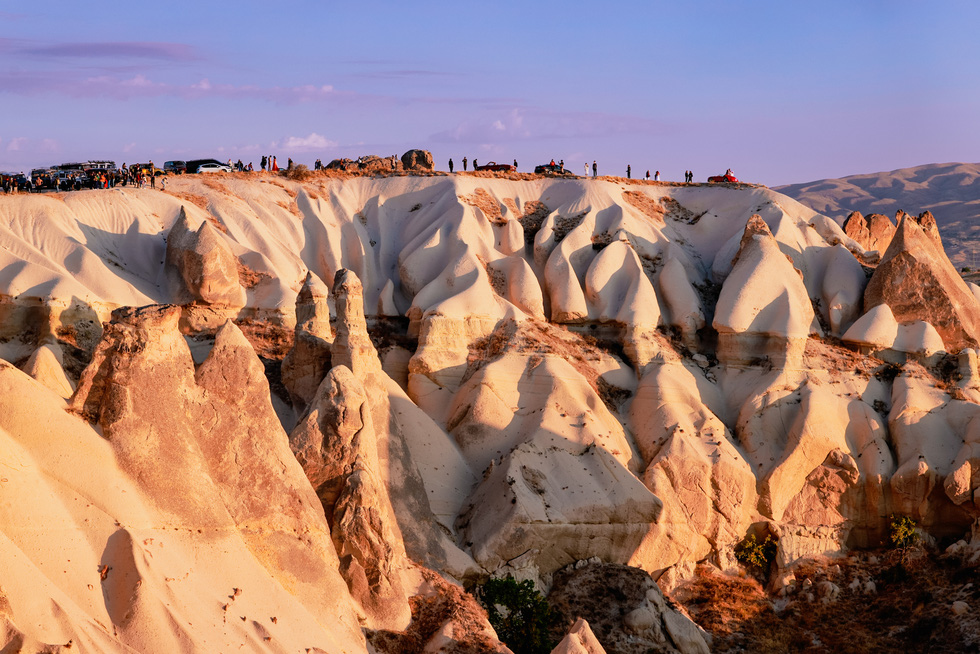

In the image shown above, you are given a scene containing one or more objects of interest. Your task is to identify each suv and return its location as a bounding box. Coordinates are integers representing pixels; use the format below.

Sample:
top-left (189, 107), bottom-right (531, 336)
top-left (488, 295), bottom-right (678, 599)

top-left (164, 160), bottom-right (187, 175)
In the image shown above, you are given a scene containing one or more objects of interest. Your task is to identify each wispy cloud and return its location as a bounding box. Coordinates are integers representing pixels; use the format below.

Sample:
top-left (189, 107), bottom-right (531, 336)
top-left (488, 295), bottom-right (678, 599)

top-left (278, 133), bottom-right (337, 151)
top-left (25, 41), bottom-right (200, 61)
top-left (6, 137), bottom-right (28, 152)
top-left (431, 107), bottom-right (663, 143)
top-left (0, 71), bottom-right (370, 105)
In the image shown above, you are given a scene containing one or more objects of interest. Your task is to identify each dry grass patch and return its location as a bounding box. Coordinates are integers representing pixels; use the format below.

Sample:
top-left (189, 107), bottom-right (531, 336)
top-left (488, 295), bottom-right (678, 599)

top-left (169, 191), bottom-right (211, 213)
top-left (675, 551), bottom-right (979, 654)
top-left (622, 190), bottom-right (665, 224)
top-left (237, 262), bottom-right (272, 289)
top-left (233, 318), bottom-right (294, 360)
top-left (367, 568), bottom-right (504, 654)
top-left (460, 188), bottom-right (505, 223)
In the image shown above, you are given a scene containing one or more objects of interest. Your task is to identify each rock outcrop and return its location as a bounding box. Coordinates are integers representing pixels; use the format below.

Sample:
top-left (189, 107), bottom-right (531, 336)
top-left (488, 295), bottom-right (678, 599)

top-left (551, 618), bottom-right (607, 654)
top-left (401, 149), bottom-right (434, 171)
top-left (456, 442), bottom-right (661, 580)
top-left (165, 208), bottom-right (246, 306)
top-left (281, 271), bottom-right (333, 416)
top-left (713, 215), bottom-right (815, 367)
top-left (63, 305), bottom-right (366, 652)
top-left (864, 214), bottom-right (980, 351)
top-left (548, 562), bottom-right (710, 654)
top-left (842, 211), bottom-right (896, 255)
top-left (290, 366), bottom-right (413, 630)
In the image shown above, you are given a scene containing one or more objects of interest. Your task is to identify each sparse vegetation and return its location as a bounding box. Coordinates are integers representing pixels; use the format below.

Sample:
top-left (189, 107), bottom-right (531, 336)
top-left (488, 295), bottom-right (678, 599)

top-left (475, 576), bottom-right (557, 654)
top-left (735, 534), bottom-right (778, 573)
top-left (282, 164), bottom-right (312, 181)
top-left (889, 514), bottom-right (919, 551)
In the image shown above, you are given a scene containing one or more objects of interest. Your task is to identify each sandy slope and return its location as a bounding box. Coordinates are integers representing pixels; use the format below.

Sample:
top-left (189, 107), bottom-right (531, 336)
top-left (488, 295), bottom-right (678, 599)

top-left (776, 162), bottom-right (980, 267)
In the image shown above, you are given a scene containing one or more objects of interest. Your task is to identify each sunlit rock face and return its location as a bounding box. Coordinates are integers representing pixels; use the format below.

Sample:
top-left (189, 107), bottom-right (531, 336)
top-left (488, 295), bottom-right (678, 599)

top-left (2, 174), bottom-right (979, 651)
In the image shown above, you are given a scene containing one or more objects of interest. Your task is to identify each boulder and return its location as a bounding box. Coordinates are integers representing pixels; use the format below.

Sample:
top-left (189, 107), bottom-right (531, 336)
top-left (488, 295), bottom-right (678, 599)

top-left (328, 155), bottom-right (403, 173)
top-left (864, 214), bottom-right (980, 351)
top-left (456, 441), bottom-right (661, 581)
top-left (547, 562), bottom-right (709, 654)
top-left (402, 149), bottom-right (434, 171)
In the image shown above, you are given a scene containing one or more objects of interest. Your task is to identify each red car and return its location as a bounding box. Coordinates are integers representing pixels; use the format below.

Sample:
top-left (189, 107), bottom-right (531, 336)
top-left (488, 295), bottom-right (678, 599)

top-left (708, 172), bottom-right (740, 183)
top-left (474, 161), bottom-right (515, 172)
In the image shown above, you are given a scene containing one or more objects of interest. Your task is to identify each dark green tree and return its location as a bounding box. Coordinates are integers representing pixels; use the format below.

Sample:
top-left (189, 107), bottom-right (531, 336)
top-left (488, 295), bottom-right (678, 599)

top-left (476, 576), bottom-right (557, 654)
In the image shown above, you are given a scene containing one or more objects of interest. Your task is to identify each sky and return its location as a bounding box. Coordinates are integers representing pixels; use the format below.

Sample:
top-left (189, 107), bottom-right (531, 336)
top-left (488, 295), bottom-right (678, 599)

top-left (1, 1), bottom-right (979, 185)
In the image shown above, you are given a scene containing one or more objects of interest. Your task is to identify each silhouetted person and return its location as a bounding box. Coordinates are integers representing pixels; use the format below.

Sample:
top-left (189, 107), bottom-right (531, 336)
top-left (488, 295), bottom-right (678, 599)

top-left (592, 161), bottom-right (597, 177)
top-left (513, 159), bottom-right (518, 170)
top-left (473, 158), bottom-right (478, 169)
top-left (646, 170), bottom-right (650, 180)
top-left (449, 158), bottom-right (454, 173)
top-left (462, 157), bottom-right (467, 171)
top-left (626, 165), bottom-right (631, 179)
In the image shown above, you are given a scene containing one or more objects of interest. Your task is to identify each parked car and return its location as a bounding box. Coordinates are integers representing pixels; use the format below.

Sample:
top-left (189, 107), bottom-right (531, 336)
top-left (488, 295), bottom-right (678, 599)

top-left (534, 163), bottom-right (575, 176)
top-left (707, 171), bottom-right (740, 183)
top-left (164, 160), bottom-right (187, 175)
top-left (197, 162), bottom-right (232, 174)
top-left (474, 161), bottom-right (515, 172)
top-left (31, 168), bottom-right (57, 190)
top-left (185, 159), bottom-right (227, 174)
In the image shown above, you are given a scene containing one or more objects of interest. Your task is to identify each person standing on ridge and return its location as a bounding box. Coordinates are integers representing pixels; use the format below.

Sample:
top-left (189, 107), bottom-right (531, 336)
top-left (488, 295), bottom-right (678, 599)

top-left (462, 156), bottom-right (467, 171)
top-left (646, 170), bottom-right (650, 180)
top-left (261, 155), bottom-right (267, 171)
top-left (449, 158), bottom-right (454, 173)
top-left (592, 160), bottom-right (597, 178)
top-left (626, 165), bottom-right (631, 179)
top-left (559, 159), bottom-right (564, 172)
top-left (473, 158), bottom-right (478, 169)
top-left (513, 159), bottom-right (518, 170)
top-left (655, 170), bottom-right (660, 181)
top-left (584, 163), bottom-right (588, 176)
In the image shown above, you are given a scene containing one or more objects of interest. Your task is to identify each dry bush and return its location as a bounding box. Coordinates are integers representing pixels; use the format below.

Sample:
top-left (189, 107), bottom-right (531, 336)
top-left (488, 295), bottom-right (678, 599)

top-left (675, 552), bottom-right (978, 654)
top-left (282, 164), bottom-right (313, 181)
top-left (367, 568), bottom-right (505, 654)
top-left (237, 262), bottom-right (272, 289)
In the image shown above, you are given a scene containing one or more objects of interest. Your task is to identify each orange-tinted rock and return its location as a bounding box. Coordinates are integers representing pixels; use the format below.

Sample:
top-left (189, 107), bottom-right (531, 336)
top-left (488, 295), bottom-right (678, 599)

top-left (864, 215), bottom-right (980, 351)
top-left (842, 211), bottom-right (895, 254)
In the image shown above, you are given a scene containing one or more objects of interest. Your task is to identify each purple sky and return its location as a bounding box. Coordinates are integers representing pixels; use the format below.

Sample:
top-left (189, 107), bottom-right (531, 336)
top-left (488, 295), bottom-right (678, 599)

top-left (2, 2), bottom-right (978, 185)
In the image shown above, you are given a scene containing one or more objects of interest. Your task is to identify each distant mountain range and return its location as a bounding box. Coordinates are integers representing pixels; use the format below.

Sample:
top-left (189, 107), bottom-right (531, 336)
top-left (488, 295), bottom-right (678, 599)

top-left (777, 162), bottom-right (980, 268)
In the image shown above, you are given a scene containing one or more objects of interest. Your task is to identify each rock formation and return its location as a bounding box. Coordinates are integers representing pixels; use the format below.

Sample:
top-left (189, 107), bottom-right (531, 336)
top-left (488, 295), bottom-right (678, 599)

top-left (290, 366), bottom-right (413, 630)
top-left (548, 562), bottom-right (710, 654)
top-left (864, 214), bottom-right (980, 351)
top-left (281, 271), bottom-right (333, 416)
top-left (401, 149), bottom-right (434, 171)
top-left (165, 207), bottom-right (246, 307)
top-left (3, 172), bottom-right (980, 652)
top-left (713, 215), bottom-right (815, 367)
top-left (842, 211), bottom-right (896, 254)
top-left (551, 618), bottom-right (607, 654)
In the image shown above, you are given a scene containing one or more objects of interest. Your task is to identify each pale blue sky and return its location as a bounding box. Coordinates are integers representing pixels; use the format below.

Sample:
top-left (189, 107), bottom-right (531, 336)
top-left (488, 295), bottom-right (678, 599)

top-left (1, 1), bottom-right (978, 184)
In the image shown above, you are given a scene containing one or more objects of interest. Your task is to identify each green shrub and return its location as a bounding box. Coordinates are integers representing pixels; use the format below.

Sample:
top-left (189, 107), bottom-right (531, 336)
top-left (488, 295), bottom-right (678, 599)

top-left (889, 514), bottom-right (919, 550)
top-left (735, 534), bottom-right (777, 572)
top-left (475, 576), bottom-right (557, 654)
